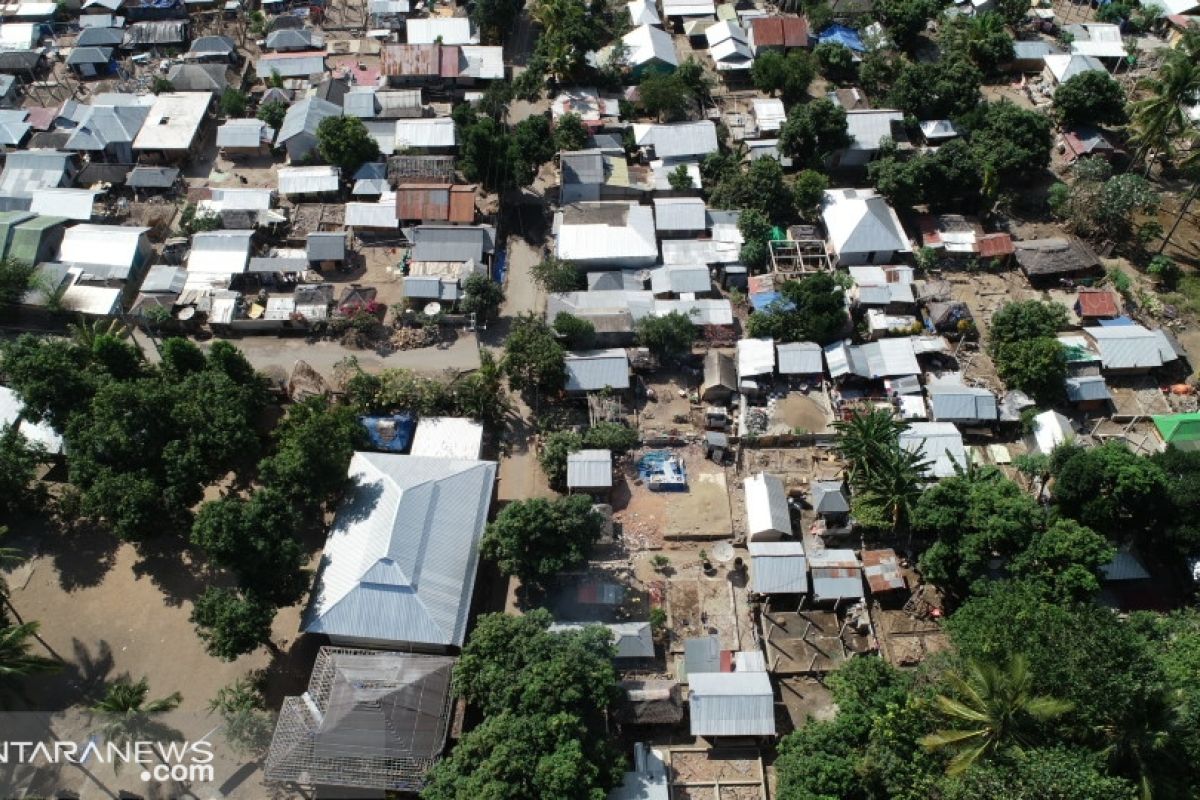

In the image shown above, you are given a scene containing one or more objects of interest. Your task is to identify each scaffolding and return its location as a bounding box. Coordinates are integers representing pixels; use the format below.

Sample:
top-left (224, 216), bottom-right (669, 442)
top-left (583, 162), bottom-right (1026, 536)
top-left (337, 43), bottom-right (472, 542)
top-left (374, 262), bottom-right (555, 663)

top-left (768, 226), bottom-right (834, 275)
top-left (264, 647), bottom-right (456, 792)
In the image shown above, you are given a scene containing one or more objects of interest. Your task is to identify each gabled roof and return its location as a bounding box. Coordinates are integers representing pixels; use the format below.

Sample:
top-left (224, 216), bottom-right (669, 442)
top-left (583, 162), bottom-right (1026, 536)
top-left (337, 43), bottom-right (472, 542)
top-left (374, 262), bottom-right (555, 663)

top-left (650, 263), bottom-right (710, 294)
top-left (776, 341), bottom-right (823, 375)
top-left (1085, 324), bottom-right (1178, 370)
top-left (548, 621), bottom-right (653, 658)
top-left (1065, 375), bottom-right (1111, 403)
top-left (405, 16), bottom-right (477, 45)
top-left (564, 348), bottom-right (630, 392)
top-left (1043, 53), bottom-right (1105, 83)
top-left (556, 202), bottom-right (658, 265)
top-left (899, 421), bottom-right (967, 478)
top-left (29, 188), bottom-right (95, 220)
top-left (0, 109), bottom-right (29, 147)
top-left (303, 452), bottom-right (497, 647)
top-left (749, 540), bottom-right (807, 594)
top-left (844, 109), bottom-right (904, 151)
top-left (395, 117), bottom-right (456, 148)
top-left (927, 382), bottom-right (998, 422)
top-left (411, 224), bottom-right (494, 262)
top-left (688, 672), bottom-right (775, 737)
top-left (567, 449), bottom-right (613, 488)
top-left (265, 27), bottom-right (324, 51)
top-left (621, 23), bottom-right (679, 68)
top-left (744, 472), bottom-right (790, 537)
top-left (66, 46), bottom-right (113, 65)
top-left (822, 188), bottom-right (910, 258)
top-left (811, 480), bottom-right (849, 514)
top-left (632, 120), bottom-right (717, 160)
top-left (1028, 409), bottom-right (1073, 454)
top-left (165, 63), bottom-right (229, 93)
top-left (58, 223), bottom-right (148, 268)
top-left (278, 165), bottom-right (340, 194)
top-left (217, 118), bottom-right (273, 148)
top-left (749, 16), bottom-right (809, 49)
top-left (627, 0), bottom-right (662, 25)
top-left (187, 35), bottom-right (237, 58)
top-left (277, 97), bottom-right (341, 142)
top-left (76, 27), bottom-right (124, 47)
top-left (652, 197), bottom-right (706, 231)
top-left (256, 51), bottom-right (327, 79)
top-left (661, 0), bottom-right (716, 16)
top-left (1153, 412), bottom-right (1200, 449)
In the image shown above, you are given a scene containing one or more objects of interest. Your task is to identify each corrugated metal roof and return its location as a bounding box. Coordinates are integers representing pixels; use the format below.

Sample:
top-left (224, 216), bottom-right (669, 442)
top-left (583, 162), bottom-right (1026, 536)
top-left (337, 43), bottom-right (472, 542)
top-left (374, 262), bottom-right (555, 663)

top-left (265, 27), bottom-right (323, 50)
top-left (186, 230), bottom-right (252, 276)
top-left (776, 341), bottom-right (823, 375)
top-left (556, 202), bottom-right (658, 266)
top-left (406, 16), bottom-right (477, 45)
top-left (395, 183), bottom-right (475, 223)
top-left (547, 620), bottom-right (653, 658)
top-left (217, 118), bottom-right (271, 149)
top-left (684, 635), bottom-right (721, 676)
top-left (567, 448), bottom-right (613, 488)
top-left (661, 236), bottom-right (741, 265)
top-left (380, 44), bottom-right (455, 78)
top-left (621, 23), bottom-right (678, 68)
top-left (29, 188), bottom-right (94, 220)
top-left (627, 0), bottom-right (662, 26)
top-left (278, 165), bottom-right (340, 195)
top-left (927, 384), bottom-right (998, 422)
top-left (411, 224), bottom-right (493, 262)
top-left (689, 672), bottom-right (775, 737)
top-left (66, 46), bottom-right (113, 65)
top-left (657, 298), bottom-right (732, 325)
top-left (1085, 325), bottom-right (1177, 370)
top-left (734, 650), bottom-right (767, 672)
top-left (652, 197), bottom-right (706, 232)
top-left (750, 16), bottom-right (808, 48)
top-left (302, 452), bottom-right (497, 648)
top-left (126, 166), bottom-right (179, 188)
top-left (562, 150), bottom-right (605, 186)
top-left (565, 349), bottom-right (630, 392)
top-left (255, 51), bottom-right (327, 78)
top-left (811, 480), bottom-right (849, 514)
top-left (900, 422), bottom-right (966, 478)
top-left (1100, 548), bottom-right (1151, 582)
top-left (661, 0), bottom-right (716, 14)
top-left (0, 151), bottom-right (71, 199)
top-left (845, 109), bottom-right (905, 151)
top-left (277, 97), bottom-right (341, 143)
top-left (632, 121), bottom-right (718, 160)
top-left (410, 416), bottom-right (484, 460)
top-left (62, 283), bottom-right (121, 316)
top-left (649, 263), bottom-right (710, 294)
top-left (745, 472), bottom-right (790, 537)
top-left (822, 188), bottom-right (911, 259)
top-left (737, 338), bottom-right (775, 380)
top-left (77, 26), bottom-right (124, 46)
top-left (1065, 375), bottom-right (1110, 402)
top-left (588, 270), bottom-right (645, 291)
top-left (749, 540), bottom-right (806, 594)
top-left (376, 89), bottom-right (422, 118)
top-left (307, 231), bottom-right (346, 261)
top-left (346, 199), bottom-right (401, 228)
top-left (395, 117), bottom-right (456, 149)
top-left (140, 264), bottom-right (187, 293)
top-left (862, 548), bottom-right (905, 593)
top-left (58, 223), bottom-right (147, 268)
top-left (1029, 410), bottom-right (1074, 454)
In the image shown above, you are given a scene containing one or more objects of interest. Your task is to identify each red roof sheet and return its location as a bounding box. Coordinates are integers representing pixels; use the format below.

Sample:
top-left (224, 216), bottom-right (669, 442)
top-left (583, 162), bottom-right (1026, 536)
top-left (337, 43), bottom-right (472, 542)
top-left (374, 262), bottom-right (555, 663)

top-left (395, 182), bottom-right (476, 223)
top-left (862, 548), bottom-right (906, 593)
top-left (915, 214), bottom-right (941, 247)
top-left (977, 232), bottom-right (1014, 258)
top-left (1076, 289), bottom-right (1120, 318)
top-left (750, 16), bottom-right (809, 48)
top-left (380, 44), bottom-right (461, 78)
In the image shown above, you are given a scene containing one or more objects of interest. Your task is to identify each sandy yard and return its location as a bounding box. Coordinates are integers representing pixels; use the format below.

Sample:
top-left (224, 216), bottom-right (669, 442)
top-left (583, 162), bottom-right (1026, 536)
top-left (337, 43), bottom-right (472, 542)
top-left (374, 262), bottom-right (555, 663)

top-left (2, 518), bottom-right (311, 800)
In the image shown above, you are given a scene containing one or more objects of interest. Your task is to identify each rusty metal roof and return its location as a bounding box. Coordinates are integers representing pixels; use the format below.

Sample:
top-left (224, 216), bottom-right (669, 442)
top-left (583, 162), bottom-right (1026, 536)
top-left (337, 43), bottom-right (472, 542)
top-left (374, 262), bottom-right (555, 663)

top-left (862, 548), bottom-right (906, 594)
top-left (395, 183), bottom-right (475, 223)
top-left (751, 16), bottom-right (808, 48)
top-left (380, 44), bottom-right (460, 77)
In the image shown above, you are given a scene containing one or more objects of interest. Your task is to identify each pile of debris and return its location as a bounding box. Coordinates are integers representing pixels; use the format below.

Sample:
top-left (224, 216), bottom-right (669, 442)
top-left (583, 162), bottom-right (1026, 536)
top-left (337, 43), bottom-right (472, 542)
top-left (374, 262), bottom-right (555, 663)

top-left (389, 325), bottom-right (440, 350)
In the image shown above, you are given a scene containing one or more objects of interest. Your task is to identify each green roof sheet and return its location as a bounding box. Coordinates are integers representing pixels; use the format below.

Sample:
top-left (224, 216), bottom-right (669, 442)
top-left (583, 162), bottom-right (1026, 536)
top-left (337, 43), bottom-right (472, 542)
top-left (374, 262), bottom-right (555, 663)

top-left (1153, 413), bottom-right (1200, 445)
top-left (0, 210), bottom-right (35, 261)
top-left (8, 215), bottom-right (66, 265)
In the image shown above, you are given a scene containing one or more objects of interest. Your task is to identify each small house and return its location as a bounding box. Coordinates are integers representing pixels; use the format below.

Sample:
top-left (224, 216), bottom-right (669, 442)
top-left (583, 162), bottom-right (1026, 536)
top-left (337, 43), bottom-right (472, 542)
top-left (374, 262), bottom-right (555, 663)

top-left (1061, 126), bottom-right (1118, 162)
top-left (549, 621), bottom-right (654, 659)
top-left (862, 548), bottom-right (906, 595)
top-left (748, 16), bottom-right (809, 54)
top-left (66, 46), bottom-right (115, 78)
top-left (626, 0), bottom-right (662, 26)
top-left (706, 21), bottom-right (753, 72)
top-left (737, 337), bottom-right (776, 392)
top-left (555, 202), bottom-right (658, 269)
top-left (1042, 53), bottom-right (1105, 85)
top-left (564, 349), bottom-right (631, 394)
top-left (567, 449), bottom-right (614, 495)
top-left (809, 549), bottom-right (864, 603)
top-left (131, 92), bottom-right (212, 158)
top-left (649, 263), bottom-right (711, 296)
top-left (264, 27), bottom-right (324, 51)
top-left (831, 109), bottom-right (906, 169)
top-left (405, 17), bottom-right (478, 45)
top-left (255, 51), bottom-right (327, 80)
top-left (1075, 289), bottom-right (1120, 321)
top-left (1065, 375), bottom-right (1111, 411)
top-left (57, 223), bottom-right (151, 281)
top-left (216, 118), bottom-right (274, 156)
top-left (307, 232), bottom-right (347, 269)
top-left (395, 183), bottom-right (476, 224)
top-left (1152, 412), bottom-right (1200, 452)
top-left (688, 672), bottom-right (775, 739)
top-left (186, 34), bottom-right (238, 63)
top-left (821, 188), bottom-right (911, 266)
top-left (810, 480), bottom-right (849, 527)
top-left (610, 24), bottom-right (679, 76)
top-left (631, 120), bottom-right (718, 164)
top-left (1006, 39), bottom-right (1058, 72)
top-left (776, 341), bottom-right (823, 381)
top-left (1025, 410), bottom-right (1074, 455)
top-left (701, 349), bottom-right (736, 402)
top-left (748, 540), bottom-right (807, 595)
top-left (1084, 324), bottom-right (1180, 375)
top-left (899, 422), bottom-right (967, 478)
top-left (278, 165), bottom-right (341, 198)
top-left (276, 97), bottom-right (341, 162)
top-left (394, 118), bottom-right (456, 152)
top-left (410, 416), bottom-right (484, 460)
top-left (926, 380), bottom-right (999, 426)
top-left (1013, 237), bottom-right (1102, 286)
top-left (652, 197), bottom-right (706, 237)
top-left (744, 472), bottom-right (791, 541)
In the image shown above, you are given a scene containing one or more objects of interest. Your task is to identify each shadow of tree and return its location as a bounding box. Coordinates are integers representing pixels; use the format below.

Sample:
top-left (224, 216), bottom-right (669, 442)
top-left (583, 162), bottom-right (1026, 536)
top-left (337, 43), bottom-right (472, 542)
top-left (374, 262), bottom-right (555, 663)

top-left (131, 538), bottom-right (215, 609)
top-left (257, 634), bottom-right (324, 710)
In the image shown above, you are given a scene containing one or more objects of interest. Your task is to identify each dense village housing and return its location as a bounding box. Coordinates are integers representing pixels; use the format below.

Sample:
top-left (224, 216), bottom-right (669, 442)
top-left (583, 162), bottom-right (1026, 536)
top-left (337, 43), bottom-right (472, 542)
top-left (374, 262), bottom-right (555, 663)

top-left (0, 0), bottom-right (1198, 797)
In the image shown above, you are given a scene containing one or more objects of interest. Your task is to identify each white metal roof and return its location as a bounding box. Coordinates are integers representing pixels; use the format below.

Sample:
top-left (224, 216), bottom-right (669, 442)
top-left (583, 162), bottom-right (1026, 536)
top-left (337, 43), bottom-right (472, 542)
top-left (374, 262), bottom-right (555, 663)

top-left (132, 92), bottom-right (211, 151)
top-left (661, 0), bottom-right (717, 15)
top-left (737, 337), bottom-right (775, 380)
top-left (459, 46), bottom-right (505, 79)
top-left (556, 202), bottom-right (658, 265)
top-left (749, 540), bottom-right (806, 594)
top-left (744, 472), bottom-right (790, 537)
top-left (899, 422), bottom-right (967, 478)
top-left (688, 672), bottom-right (775, 737)
top-left (633, 121), bottom-right (718, 160)
top-left (627, 0), bottom-right (662, 25)
top-left (752, 98), bottom-right (786, 133)
top-left (409, 416), bottom-right (484, 460)
top-left (404, 16), bottom-right (477, 45)
top-left (776, 341), bottom-right (823, 375)
top-left (186, 230), bottom-right (252, 276)
top-left (650, 263), bottom-right (710, 294)
top-left (0, 385), bottom-right (63, 454)
top-left (29, 188), bottom-right (95, 220)
top-left (346, 198), bottom-right (401, 228)
top-left (217, 118), bottom-right (272, 148)
top-left (255, 52), bottom-right (327, 78)
top-left (303, 452), bottom-right (498, 648)
top-left (278, 165), bottom-right (340, 194)
top-left (1029, 410), bottom-right (1074, 454)
top-left (395, 117), bottom-right (456, 149)
top-left (57, 224), bottom-right (148, 268)
top-left (710, 35), bottom-right (754, 68)
top-left (61, 283), bottom-right (121, 316)
top-left (652, 197), bottom-right (706, 232)
top-left (655, 298), bottom-right (732, 325)
top-left (621, 23), bottom-right (679, 68)
top-left (822, 188), bottom-right (911, 259)
top-left (845, 109), bottom-right (905, 152)
top-left (1084, 325), bottom-right (1178, 370)
top-left (1067, 23), bottom-right (1126, 59)
top-left (567, 448), bottom-right (613, 488)
top-left (1043, 53), bottom-right (1105, 83)
top-left (927, 383), bottom-right (998, 422)
top-left (564, 348), bottom-right (631, 392)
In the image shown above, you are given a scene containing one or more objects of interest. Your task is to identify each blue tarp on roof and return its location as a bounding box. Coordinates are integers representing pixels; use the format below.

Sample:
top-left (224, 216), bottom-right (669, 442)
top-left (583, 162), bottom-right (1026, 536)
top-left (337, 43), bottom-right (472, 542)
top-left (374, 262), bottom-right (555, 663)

top-left (817, 24), bottom-right (865, 52)
top-left (1098, 315), bottom-right (1136, 326)
top-left (358, 413), bottom-right (416, 452)
top-left (750, 292), bottom-right (797, 312)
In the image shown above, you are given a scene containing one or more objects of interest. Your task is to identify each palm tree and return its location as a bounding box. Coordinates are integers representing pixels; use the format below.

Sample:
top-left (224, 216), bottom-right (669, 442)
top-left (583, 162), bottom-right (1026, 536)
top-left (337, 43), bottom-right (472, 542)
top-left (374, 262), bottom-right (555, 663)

top-left (1128, 50), bottom-right (1200, 170)
top-left (920, 655), bottom-right (1073, 775)
top-left (1100, 688), bottom-right (1186, 800)
top-left (832, 408), bottom-right (907, 490)
top-left (862, 445), bottom-right (929, 533)
top-left (91, 677), bottom-right (183, 752)
top-left (0, 622), bottom-right (59, 705)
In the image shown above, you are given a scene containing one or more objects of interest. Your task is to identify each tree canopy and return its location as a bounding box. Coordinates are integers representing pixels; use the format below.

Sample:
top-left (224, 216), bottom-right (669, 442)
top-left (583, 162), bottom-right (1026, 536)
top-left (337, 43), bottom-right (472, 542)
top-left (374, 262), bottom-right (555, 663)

top-left (502, 314), bottom-right (567, 394)
top-left (1053, 70), bottom-right (1127, 128)
top-left (480, 496), bottom-right (604, 587)
top-left (316, 115), bottom-right (380, 173)
top-left (751, 49), bottom-right (817, 103)
top-left (888, 57), bottom-right (983, 120)
top-left (745, 273), bottom-right (848, 344)
top-left (778, 98), bottom-right (851, 169)
top-left (636, 311), bottom-right (697, 360)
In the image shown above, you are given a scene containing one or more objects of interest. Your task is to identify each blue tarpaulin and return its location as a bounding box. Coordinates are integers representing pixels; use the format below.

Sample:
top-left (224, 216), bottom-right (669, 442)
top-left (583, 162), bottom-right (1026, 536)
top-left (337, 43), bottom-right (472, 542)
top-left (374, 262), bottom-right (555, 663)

top-left (1098, 315), bottom-right (1136, 326)
top-left (358, 413), bottom-right (416, 452)
top-left (817, 24), bottom-right (866, 52)
top-left (637, 450), bottom-right (687, 491)
top-left (750, 291), bottom-right (797, 312)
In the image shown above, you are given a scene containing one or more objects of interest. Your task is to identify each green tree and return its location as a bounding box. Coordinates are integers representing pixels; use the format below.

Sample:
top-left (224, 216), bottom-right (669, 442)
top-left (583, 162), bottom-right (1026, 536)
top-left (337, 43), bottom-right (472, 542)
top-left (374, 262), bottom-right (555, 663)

top-left (638, 72), bottom-right (691, 122)
top-left (1049, 442), bottom-right (1168, 538)
top-left (834, 407), bottom-right (907, 489)
top-left (858, 445), bottom-right (930, 533)
top-left (190, 588), bottom-right (276, 661)
top-left (256, 99), bottom-right (287, 131)
top-left (554, 112), bottom-right (588, 152)
top-left (538, 429), bottom-right (584, 487)
top-left (1056, 159), bottom-right (1160, 242)
top-left (636, 311), bottom-right (697, 360)
top-left (316, 115), bottom-right (380, 173)
top-left (751, 49), bottom-right (817, 103)
top-left (552, 312), bottom-right (596, 349)
top-left (874, 0), bottom-right (941, 50)
top-left (1009, 519), bottom-right (1115, 603)
top-left (994, 337), bottom-right (1067, 405)
top-left (1128, 48), bottom-right (1200, 166)
top-left (667, 163), bottom-right (695, 191)
top-left (0, 425), bottom-right (43, 515)
top-left (150, 76), bottom-right (174, 94)
top-left (531, 256), bottom-right (583, 293)
top-left (792, 169), bottom-right (828, 219)
top-left (209, 676), bottom-right (275, 756)
top-left (988, 300), bottom-right (1067, 350)
top-left (778, 98), bottom-right (850, 168)
top-left (968, 101), bottom-right (1053, 188)
top-left (993, 0), bottom-right (1032, 24)
top-left (0, 257), bottom-right (35, 313)
top-left (941, 12), bottom-right (1014, 75)
top-left (939, 748), bottom-right (1137, 800)
top-left (219, 88), bottom-right (248, 118)
top-left (920, 655), bottom-right (1074, 775)
top-left (1053, 70), bottom-right (1127, 128)
top-left (258, 397), bottom-right (363, 511)
top-left (1149, 447), bottom-right (1200, 558)
top-left (584, 421), bottom-right (638, 453)
top-left (470, 0), bottom-right (523, 44)
top-left (91, 677), bottom-right (182, 747)
top-left (745, 273), bottom-right (848, 344)
top-left (460, 274), bottom-right (505, 322)
top-left (709, 158), bottom-right (796, 222)
top-left (480, 495), bottom-right (603, 587)
top-left (0, 622), bottom-right (58, 703)
top-left (502, 314), bottom-right (567, 394)
top-left (814, 41), bottom-right (857, 83)
top-left (0, 335), bottom-right (95, 430)
top-left (889, 57), bottom-right (982, 120)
